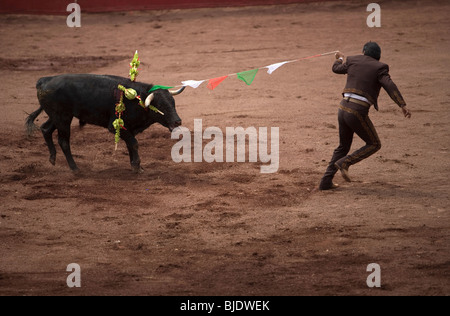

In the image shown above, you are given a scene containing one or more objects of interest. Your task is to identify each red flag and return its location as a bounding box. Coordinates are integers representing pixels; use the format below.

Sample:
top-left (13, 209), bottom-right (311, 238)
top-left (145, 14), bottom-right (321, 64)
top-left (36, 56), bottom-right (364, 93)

top-left (207, 75), bottom-right (228, 90)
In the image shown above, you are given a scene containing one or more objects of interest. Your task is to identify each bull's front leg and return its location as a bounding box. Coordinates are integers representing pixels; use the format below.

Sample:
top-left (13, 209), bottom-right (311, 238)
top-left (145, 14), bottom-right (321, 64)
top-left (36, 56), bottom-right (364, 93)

top-left (120, 130), bottom-right (143, 174)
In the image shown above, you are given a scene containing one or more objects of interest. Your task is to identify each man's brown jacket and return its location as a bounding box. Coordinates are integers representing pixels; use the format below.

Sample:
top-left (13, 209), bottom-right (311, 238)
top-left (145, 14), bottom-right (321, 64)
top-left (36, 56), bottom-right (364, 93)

top-left (333, 54), bottom-right (406, 111)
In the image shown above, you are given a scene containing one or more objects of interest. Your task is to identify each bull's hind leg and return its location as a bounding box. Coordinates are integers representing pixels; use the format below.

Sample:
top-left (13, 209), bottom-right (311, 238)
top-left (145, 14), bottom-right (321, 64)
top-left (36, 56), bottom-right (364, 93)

top-left (56, 120), bottom-right (79, 172)
top-left (41, 119), bottom-right (57, 165)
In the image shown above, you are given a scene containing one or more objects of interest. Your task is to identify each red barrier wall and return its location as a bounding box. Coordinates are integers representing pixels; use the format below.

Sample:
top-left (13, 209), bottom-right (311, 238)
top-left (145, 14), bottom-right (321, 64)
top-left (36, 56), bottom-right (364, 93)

top-left (0, 0), bottom-right (328, 14)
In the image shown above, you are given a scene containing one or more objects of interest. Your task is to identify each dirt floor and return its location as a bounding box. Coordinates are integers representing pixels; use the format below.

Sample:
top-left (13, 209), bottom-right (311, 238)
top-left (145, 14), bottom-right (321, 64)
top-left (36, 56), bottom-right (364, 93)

top-left (0, 0), bottom-right (449, 296)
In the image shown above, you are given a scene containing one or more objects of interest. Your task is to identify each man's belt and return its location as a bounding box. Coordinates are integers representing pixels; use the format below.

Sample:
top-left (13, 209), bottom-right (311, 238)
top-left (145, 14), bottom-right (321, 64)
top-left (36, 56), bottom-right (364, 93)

top-left (343, 97), bottom-right (370, 108)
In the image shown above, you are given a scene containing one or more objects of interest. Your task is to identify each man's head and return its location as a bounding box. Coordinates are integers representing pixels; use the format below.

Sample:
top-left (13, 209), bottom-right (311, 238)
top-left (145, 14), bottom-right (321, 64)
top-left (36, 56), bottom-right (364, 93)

top-left (363, 42), bottom-right (381, 61)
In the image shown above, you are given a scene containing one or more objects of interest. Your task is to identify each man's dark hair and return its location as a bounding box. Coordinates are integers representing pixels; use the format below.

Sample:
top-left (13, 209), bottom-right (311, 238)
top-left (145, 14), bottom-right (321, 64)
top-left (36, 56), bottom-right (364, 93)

top-left (363, 42), bottom-right (381, 61)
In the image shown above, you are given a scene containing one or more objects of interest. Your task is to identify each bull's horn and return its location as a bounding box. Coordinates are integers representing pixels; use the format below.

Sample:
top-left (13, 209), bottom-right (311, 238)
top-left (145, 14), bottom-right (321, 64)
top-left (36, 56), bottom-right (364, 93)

top-left (145, 93), bottom-right (155, 107)
top-left (169, 86), bottom-right (186, 96)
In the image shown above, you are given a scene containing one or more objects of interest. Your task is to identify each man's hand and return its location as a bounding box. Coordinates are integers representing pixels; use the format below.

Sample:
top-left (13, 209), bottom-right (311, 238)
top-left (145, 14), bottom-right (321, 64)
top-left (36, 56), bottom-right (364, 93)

top-left (335, 51), bottom-right (345, 60)
top-left (402, 106), bottom-right (411, 118)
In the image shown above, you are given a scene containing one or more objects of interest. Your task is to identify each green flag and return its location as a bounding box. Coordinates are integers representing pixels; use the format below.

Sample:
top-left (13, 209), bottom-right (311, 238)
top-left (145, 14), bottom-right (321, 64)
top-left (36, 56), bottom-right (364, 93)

top-left (237, 69), bottom-right (259, 86)
top-left (149, 85), bottom-right (174, 93)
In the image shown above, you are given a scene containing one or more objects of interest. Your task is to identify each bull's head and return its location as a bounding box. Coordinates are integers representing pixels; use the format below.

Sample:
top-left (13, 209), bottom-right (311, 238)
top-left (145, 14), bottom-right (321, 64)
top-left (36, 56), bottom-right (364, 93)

top-left (145, 87), bottom-right (185, 132)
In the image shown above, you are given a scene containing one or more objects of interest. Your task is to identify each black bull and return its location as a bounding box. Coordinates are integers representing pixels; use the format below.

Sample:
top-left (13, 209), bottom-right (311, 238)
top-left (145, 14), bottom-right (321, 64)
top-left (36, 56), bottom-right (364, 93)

top-left (26, 74), bottom-right (185, 173)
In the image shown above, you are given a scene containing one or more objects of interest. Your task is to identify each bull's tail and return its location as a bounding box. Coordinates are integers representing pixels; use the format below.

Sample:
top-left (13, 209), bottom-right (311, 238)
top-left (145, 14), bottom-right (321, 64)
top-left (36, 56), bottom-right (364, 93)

top-left (27, 77), bottom-right (52, 136)
top-left (26, 106), bottom-right (43, 137)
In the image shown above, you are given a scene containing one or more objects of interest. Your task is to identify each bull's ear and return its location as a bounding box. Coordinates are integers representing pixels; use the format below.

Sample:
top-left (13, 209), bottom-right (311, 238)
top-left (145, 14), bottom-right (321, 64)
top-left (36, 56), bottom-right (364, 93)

top-left (145, 93), bottom-right (155, 107)
top-left (169, 87), bottom-right (186, 96)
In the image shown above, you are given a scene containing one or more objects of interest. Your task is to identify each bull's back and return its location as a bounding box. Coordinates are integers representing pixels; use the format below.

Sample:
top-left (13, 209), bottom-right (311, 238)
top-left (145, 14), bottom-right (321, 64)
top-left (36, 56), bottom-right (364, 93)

top-left (36, 74), bottom-right (119, 127)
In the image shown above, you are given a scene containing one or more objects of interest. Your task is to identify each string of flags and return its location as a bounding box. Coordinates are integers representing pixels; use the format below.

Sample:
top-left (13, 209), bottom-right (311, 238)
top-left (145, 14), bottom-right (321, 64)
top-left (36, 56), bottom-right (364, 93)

top-left (149, 51), bottom-right (338, 92)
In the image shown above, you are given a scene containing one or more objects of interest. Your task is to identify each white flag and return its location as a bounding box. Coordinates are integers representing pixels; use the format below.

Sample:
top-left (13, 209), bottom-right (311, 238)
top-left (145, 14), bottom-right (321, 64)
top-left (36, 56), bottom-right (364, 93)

top-left (182, 80), bottom-right (205, 89)
top-left (265, 61), bottom-right (290, 75)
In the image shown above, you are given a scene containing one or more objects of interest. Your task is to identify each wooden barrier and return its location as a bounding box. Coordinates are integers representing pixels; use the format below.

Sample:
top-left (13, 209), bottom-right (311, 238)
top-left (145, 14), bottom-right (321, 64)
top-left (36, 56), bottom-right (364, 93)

top-left (0, 0), bottom-right (331, 15)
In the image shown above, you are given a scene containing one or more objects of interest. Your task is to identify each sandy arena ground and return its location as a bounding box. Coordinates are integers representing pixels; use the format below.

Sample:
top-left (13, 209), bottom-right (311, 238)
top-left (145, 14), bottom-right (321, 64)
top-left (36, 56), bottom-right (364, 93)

top-left (0, 0), bottom-right (449, 296)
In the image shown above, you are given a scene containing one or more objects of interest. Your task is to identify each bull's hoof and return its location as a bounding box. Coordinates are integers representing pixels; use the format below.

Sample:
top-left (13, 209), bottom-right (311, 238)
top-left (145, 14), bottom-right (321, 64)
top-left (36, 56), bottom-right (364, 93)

top-left (132, 166), bottom-right (144, 174)
top-left (49, 156), bottom-right (56, 166)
